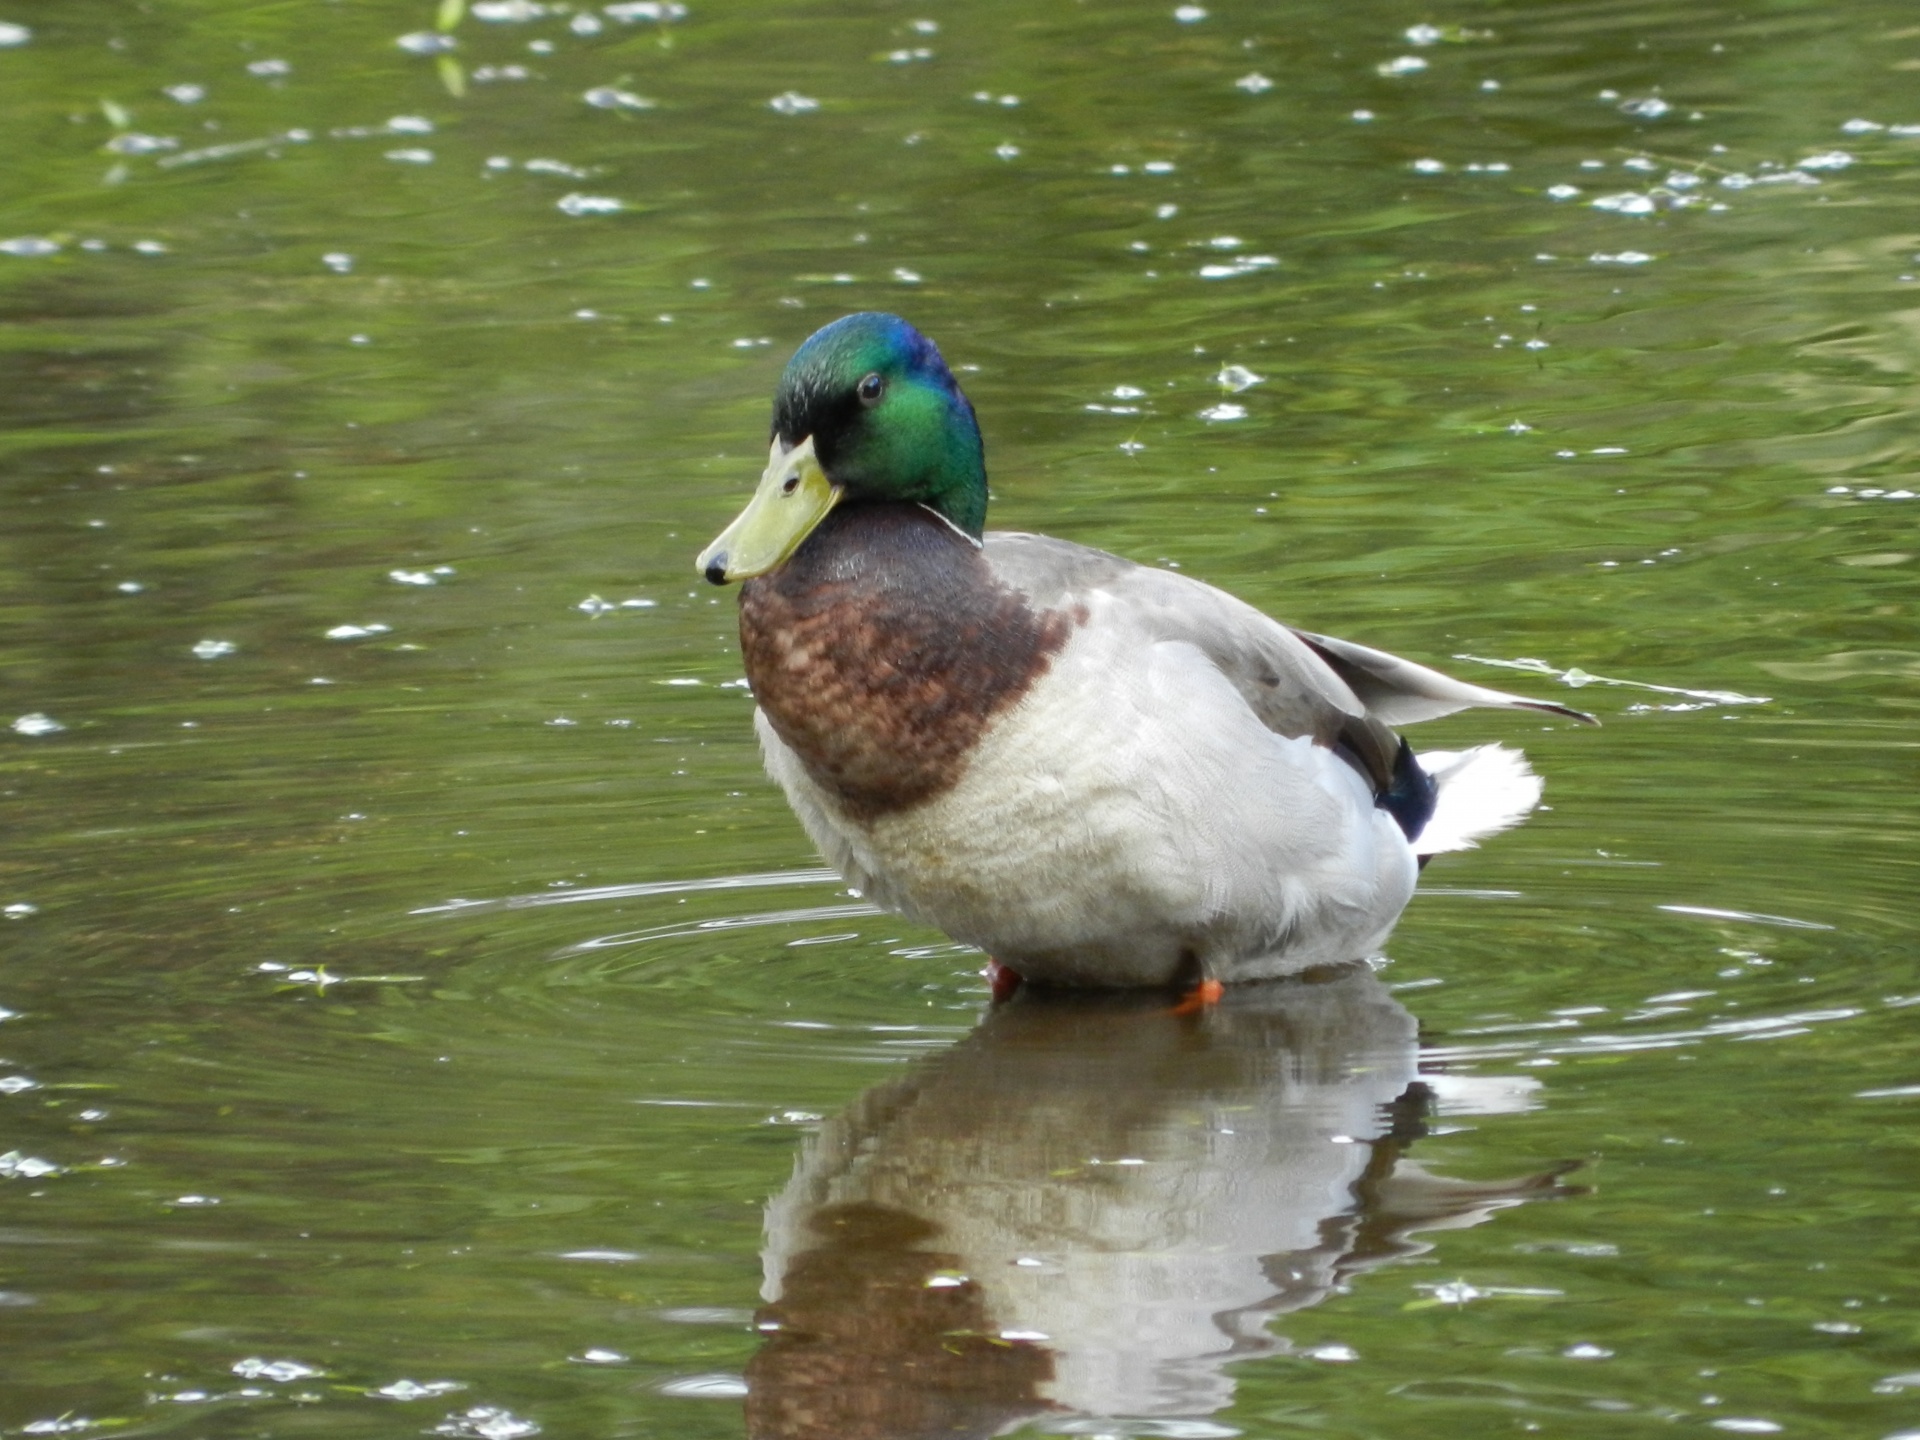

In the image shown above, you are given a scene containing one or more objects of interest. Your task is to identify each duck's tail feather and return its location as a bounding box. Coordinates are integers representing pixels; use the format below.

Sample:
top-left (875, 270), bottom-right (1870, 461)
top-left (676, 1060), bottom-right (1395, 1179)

top-left (1413, 744), bottom-right (1543, 856)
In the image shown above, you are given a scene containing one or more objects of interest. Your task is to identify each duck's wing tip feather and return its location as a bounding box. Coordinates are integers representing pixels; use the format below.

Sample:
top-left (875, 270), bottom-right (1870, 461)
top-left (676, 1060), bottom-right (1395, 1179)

top-left (1292, 630), bottom-right (1598, 727)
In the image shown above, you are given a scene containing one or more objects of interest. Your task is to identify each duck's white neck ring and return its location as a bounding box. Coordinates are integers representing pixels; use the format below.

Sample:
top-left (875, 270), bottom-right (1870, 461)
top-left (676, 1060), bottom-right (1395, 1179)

top-left (917, 503), bottom-right (983, 549)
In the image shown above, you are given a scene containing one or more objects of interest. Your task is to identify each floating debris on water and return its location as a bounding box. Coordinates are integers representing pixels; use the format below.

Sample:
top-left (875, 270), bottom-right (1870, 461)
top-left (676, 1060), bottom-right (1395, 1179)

top-left (768, 91), bottom-right (819, 115)
top-left (12, 714), bottom-right (65, 736)
top-left (0, 21), bottom-right (30, 46)
top-left (191, 639), bottom-right (236, 659)
top-left (325, 623), bottom-right (391, 640)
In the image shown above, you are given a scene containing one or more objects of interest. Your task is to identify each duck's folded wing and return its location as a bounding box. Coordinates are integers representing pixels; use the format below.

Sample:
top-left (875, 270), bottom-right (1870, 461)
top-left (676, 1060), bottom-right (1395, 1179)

top-left (983, 531), bottom-right (1593, 764)
top-left (1291, 631), bottom-right (1597, 727)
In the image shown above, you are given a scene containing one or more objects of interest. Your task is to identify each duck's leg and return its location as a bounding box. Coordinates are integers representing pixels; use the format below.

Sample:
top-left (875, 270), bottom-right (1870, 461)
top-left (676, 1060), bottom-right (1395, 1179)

top-left (1168, 978), bottom-right (1225, 1016)
top-left (983, 957), bottom-right (1024, 1004)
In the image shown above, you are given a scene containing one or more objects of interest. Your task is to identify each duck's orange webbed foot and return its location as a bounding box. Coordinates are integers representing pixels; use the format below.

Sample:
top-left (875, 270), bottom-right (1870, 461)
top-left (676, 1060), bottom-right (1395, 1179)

top-left (1168, 978), bottom-right (1225, 1016)
top-left (984, 957), bottom-right (1024, 1005)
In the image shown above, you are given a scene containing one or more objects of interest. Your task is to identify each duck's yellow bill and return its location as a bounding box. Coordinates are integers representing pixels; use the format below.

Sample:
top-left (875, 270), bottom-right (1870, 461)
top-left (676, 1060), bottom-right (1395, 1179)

top-left (697, 436), bottom-right (842, 584)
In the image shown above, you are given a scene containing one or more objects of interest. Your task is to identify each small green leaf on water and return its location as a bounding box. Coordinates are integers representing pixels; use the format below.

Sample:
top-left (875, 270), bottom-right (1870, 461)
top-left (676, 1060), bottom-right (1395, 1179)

top-left (437, 54), bottom-right (467, 98)
top-left (100, 98), bottom-right (131, 130)
top-left (437, 0), bottom-right (466, 32)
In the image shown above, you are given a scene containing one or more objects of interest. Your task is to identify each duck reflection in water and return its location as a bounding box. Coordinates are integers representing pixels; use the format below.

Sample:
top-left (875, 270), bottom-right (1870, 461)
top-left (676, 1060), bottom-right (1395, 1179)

top-left (746, 963), bottom-right (1579, 1438)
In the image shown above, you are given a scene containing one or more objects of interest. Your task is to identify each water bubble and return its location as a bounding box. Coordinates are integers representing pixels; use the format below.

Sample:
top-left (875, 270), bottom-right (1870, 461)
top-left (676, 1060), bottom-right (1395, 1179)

top-left (1547, 184), bottom-right (1581, 199)
top-left (105, 132), bottom-right (178, 155)
top-left (1412, 157), bottom-right (1447, 173)
top-left (556, 193), bottom-right (622, 215)
top-left (434, 1407), bottom-right (540, 1439)
top-left (386, 148), bottom-right (434, 164)
top-left (388, 115), bottom-right (435, 133)
top-left (133, 239), bottom-right (168, 254)
top-left (11, 714), bottom-right (64, 737)
top-left (604, 2), bottom-right (688, 20)
top-left (389, 569), bottom-right (440, 585)
top-left (1592, 191), bottom-right (1655, 214)
top-left (1199, 402), bottom-right (1247, 421)
top-left (164, 83), bottom-right (206, 103)
top-left (1198, 255), bottom-right (1277, 279)
top-left (525, 157), bottom-right (589, 176)
top-left (1304, 1343), bottom-right (1359, 1361)
top-left (376, 1380), bottom-right (466, 1400)
top-left (570, 12), bottom-right (603, 33)
top-left (1377, 56), bottom-right (1427, 77)
top-left (325, 623), bottom-right (391, 639)
top-left (247, 58), bottom-right (290, 76)
top-left (1234, 73), bottom-right (1273, 93)
top-left (1173, 4), bottom-right (1207, 20)
top-left (584, 86), bottom-right (654, 110)
top-left (995, 143), bottom-right (1021, 159)
top-left (891, 267), bottom-right (921, 283)
top-left (1216, 364), bottom-right (1264, 392)
top-left (0, 21), bottom-right (30, 46)
top-left (396, 31), bottom-right (458, 53)
top-left (1840, 118), bottom-right (1884, 133)
top-left (0, 1076), bottom-right (39, 1094)
top-left (768, 91), bottom-right (819, 115)
top-left (322, 252), bottom-right (354, 272)
top-left (191, 639), bottom-right (236, 660)
top-left (0, 237), bottom-right (59, 257)
top-left (4, 903), bottom-right (38, 918)
top-left (0, 1152), bottom-right (61, 1178)
top-left (569, 1348), bottom-right (627, 1363)
top-left (473, 0), bottom-right (547, 17)
top-left (1564, 1343), bottom-right (1614, 1359)
top-left (1618, 96), bottom-right (1671, 118)
top-left (233, 1358), bottom-right (323, 1381)
top-left (1797, 150), bottom-right (1852, 170)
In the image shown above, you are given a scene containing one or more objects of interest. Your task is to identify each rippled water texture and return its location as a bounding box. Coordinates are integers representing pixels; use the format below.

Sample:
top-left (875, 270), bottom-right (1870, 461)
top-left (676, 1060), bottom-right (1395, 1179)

top-left (3, 0), bottom-right (1918, 1436)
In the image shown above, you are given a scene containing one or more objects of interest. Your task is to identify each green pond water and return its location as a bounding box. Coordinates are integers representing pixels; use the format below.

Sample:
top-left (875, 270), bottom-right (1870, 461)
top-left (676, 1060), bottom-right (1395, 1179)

top-left (2, 0), bottom-right (1918, 1435)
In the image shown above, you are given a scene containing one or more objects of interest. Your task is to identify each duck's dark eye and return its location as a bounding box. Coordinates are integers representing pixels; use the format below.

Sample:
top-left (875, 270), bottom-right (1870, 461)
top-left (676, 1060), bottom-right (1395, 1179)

top-left (780, 474), bottom-right (800, 495)
top-left (857, 372), bottom-right (885, 406)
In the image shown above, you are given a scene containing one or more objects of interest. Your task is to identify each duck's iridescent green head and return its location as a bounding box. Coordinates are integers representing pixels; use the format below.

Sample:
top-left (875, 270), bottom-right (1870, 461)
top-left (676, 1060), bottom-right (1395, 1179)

top-left (698, 313), bottom-right (986, 584)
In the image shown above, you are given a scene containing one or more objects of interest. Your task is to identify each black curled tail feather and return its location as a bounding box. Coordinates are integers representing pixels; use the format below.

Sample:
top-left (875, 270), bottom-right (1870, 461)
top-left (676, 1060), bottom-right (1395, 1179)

top-left (1381, 738), bottom-right (1437, 843)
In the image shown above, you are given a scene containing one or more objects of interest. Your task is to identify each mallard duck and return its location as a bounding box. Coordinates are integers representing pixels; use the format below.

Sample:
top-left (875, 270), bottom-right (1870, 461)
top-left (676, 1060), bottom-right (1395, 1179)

top-left (698, 312), bottom-right (1592, 993)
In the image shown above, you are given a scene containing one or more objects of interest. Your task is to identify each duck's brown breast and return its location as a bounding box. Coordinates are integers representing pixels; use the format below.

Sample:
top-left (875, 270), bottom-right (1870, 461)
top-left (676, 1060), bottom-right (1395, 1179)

top-left (739, 505), bottom-right (1074, 821)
